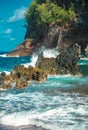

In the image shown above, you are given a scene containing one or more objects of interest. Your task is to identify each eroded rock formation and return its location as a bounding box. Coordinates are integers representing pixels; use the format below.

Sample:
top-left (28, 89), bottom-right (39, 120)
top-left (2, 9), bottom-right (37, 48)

top-left (7, 22), bottom-right (88, 57)
top-left (36, 43), bottom-right (81, 75)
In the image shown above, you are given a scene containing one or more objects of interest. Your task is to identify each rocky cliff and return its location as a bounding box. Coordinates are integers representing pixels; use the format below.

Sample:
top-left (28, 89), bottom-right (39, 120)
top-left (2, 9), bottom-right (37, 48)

top-left (7, 0), bottom-right (88, 57)
top-left (7, 21), bottom-right (88, 57)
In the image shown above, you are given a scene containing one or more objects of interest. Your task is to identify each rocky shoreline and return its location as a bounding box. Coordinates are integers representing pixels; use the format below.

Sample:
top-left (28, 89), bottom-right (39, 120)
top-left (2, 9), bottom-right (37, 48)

top-left (0, 43), bottom-right (81, 90)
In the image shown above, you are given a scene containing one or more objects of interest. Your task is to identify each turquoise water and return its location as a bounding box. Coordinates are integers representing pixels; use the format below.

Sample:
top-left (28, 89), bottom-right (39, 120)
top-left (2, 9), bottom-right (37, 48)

top-left (0, 54), bottom-right (31, 72)
top-left (0, 55), bottom-right (88, 130)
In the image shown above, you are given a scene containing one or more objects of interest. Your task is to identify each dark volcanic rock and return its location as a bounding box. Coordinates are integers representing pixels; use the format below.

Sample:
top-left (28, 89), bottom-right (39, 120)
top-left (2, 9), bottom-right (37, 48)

top-left (56, 43), bottom-right (81, 75)
top-left (7, 22), bottom-right (88, 57)
top-left (36, 43), bottom-right (81, 75)
top-left (0, 75), bottom-right (4, 85)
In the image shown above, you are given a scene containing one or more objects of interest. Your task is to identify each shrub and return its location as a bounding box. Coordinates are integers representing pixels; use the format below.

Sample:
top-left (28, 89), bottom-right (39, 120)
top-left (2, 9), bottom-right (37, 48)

top-left (25, 0), bottom-right (76, 39)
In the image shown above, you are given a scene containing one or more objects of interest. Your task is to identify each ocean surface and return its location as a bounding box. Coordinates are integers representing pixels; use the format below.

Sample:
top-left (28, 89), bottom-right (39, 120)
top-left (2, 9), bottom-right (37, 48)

top-left (0, 53), bottom-right (88, 130)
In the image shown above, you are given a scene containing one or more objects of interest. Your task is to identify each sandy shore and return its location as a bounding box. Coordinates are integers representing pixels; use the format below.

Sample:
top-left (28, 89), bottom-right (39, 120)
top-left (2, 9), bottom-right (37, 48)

top-left (0, 124), bottom-right (49, 130)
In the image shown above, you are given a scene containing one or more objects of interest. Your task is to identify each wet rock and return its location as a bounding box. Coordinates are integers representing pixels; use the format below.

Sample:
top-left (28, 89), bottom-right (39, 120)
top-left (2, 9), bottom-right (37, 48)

top-left (0, 73), bottom-right (13, 90)
top-left (1, 64), bottom-right (47, 90)
top-left (84, 45), bottom-right (88, 58)
top-left (36, 43), bottom-right (81, 75)
top-left (56, 43), bottom-right (81, 75)
top-left (0, 83), bottom-right (12, 90)
top-left (0, 75), bottom-right (4, 85)
top-left (12, 65), bottom-right (47, 83)
top-left (36, 54), bottom-right (59, 75)
top-left (1, 71), bottom-right (6, 77)
top-left (16, 78), bottom-right (28, 89)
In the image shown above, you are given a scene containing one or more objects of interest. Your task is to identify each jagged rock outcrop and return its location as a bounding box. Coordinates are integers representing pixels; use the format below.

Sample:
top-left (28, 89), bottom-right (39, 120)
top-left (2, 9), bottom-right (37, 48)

top-left (1, 43), bottom-right (81, 90)
top-left (36, 53), bottom-right (59, 75)
top-left (0, 72), bottom-right (12, 90)
top-left (84, 45), bottom-right (88, 58)
top-left (56, 43), bottom-right (81, 75)
top-left (0, 65), bottom-right (47, 90)
top-left (36, 43), bottom-right (81, 75)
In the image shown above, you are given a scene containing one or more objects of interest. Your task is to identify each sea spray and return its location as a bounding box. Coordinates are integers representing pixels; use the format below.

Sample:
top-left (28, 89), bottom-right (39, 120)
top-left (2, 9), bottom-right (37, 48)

top-left (0, 54), bottom-right (7, 58)
top-left (34, 46), bottom-right (60, 58)
top-left (23, 48), bottom-right (59, 68)
top-left (23, 54), bottom-right (38, 68)
top-left (43, 48), bottom-right (59, 58)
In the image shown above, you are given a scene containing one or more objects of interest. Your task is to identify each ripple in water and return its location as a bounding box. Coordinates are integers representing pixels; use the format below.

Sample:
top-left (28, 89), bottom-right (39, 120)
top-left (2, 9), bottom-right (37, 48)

top-left (0, 75), bottom-right (88, 130)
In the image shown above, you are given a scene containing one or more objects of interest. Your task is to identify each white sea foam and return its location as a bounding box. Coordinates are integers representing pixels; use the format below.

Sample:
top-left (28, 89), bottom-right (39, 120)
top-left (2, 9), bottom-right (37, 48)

top-left (43, 48), bottom-right (59, 58)
top-left (4, 71), bottom-right (10, 75)
top-left (23, 54), bottom-right (38, 68)
top-left (0, 71), bottom-right (10, 75)
top-left (0, 54), bottom-right (7, 57)
top-left (0, 106), bottom-right (87, 130)
top-left (80, 58), bottom-right (88, 60)
top-left (0, 87), bottom-right (88, 130)
top-left (0, 53), bottom-right (20, 58)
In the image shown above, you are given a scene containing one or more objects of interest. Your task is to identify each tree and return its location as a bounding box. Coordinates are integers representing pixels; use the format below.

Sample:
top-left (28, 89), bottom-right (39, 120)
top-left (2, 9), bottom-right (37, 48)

top-left (25, 0), bottom-right (76, 39)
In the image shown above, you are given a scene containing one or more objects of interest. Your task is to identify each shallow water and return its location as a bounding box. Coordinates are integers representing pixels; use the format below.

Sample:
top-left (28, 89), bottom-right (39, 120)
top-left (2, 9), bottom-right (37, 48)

top-left (0, 54), bottom-right (88, 130)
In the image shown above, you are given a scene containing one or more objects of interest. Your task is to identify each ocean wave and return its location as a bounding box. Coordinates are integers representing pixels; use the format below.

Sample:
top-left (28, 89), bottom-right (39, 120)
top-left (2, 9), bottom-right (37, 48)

top-left (43, 48), bottom-right (59, 58)
top-left (0, 71), bottom-right (10, 75)
top-left (0, 54), bottom-right (7, 57)
top-left (0, 101), bottom-right (88, 130)
top-left (0, 80), bottom-right (88, 130)
top-left (80, 58), bottom-right (88, 60)
top-left (23, 54), bottom-right (38, 68)
top-left (78, 58), bottom-right (88, 65)
top-left (23, 48), bottom-right (59, 68)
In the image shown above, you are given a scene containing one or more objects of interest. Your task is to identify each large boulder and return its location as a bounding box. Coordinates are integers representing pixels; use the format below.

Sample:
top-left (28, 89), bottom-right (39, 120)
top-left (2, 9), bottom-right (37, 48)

top-left (56, 43), bottom-right (81, 75)
top-left (36, 43), bottom-right (81, 75)
top-left (36, 54), bottom-right (59, 75)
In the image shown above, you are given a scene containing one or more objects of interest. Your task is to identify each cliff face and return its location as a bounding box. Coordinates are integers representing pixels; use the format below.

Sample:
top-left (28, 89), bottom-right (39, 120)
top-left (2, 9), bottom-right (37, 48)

top-left (7, 21), bottom-right (88, 57)
top-left (7, 0), bottom-right (88, 57)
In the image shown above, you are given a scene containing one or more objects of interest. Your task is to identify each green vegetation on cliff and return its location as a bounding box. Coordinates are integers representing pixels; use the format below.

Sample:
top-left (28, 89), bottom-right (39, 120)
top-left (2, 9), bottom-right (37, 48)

top-left (25, 0), bottom-right (76, 39)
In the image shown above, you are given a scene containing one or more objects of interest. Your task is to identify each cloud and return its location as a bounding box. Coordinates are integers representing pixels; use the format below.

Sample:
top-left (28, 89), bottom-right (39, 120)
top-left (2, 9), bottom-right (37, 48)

top-left (9, 37), bottom-right (15, 41)
top-left (8, 7), bottom-right (26, 23)
top-left (4, 29), bottom-right (12, 34)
